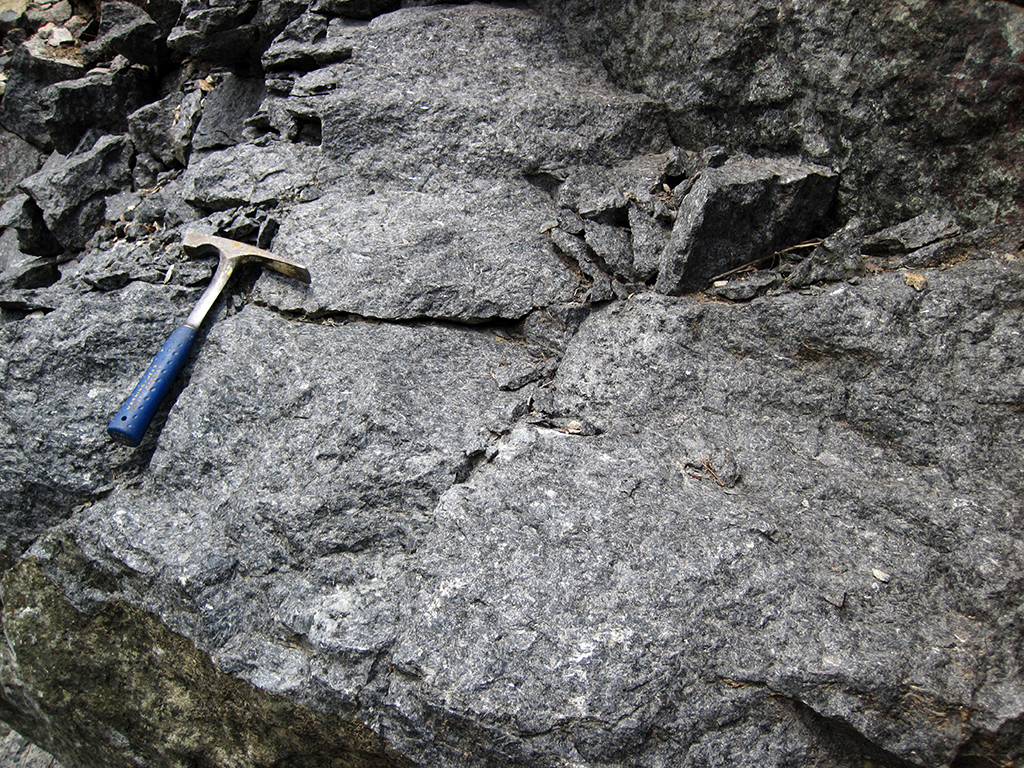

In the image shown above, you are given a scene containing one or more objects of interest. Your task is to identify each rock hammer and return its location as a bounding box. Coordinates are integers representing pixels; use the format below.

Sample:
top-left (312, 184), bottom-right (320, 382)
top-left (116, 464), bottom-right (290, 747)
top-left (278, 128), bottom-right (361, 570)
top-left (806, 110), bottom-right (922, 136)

top-left (107, 231), bottom-right (311, 447)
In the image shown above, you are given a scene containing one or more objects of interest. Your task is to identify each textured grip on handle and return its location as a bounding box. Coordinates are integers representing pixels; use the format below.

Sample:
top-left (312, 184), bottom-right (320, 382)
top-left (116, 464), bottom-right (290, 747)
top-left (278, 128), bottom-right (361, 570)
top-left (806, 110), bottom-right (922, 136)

top-left (107, 325), bottom-right (197, 447)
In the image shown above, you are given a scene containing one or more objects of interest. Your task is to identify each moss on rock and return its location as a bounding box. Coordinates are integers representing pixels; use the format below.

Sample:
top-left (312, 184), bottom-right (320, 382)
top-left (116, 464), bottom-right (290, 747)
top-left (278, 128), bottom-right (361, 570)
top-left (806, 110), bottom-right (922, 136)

top-left (0, 559), bottom-right (413, 768)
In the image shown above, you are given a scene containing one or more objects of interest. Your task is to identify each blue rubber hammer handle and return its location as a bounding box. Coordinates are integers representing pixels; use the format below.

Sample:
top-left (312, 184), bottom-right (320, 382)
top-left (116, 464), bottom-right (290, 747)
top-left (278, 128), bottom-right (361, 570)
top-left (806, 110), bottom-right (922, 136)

top-left (106, 232), bottom-right (311, 447)
top-left (107, 325), bottom-right (197, 446)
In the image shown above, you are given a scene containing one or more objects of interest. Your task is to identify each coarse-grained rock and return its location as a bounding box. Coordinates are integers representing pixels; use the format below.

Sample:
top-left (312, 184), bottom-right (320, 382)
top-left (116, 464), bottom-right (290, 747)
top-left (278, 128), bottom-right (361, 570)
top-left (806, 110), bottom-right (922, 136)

top-left (2, 3), bottom-right (1024, 767)
top-left (533, 0), bottom-right (1024, 229)
top-left (0, 129), bottom-right (42, 200)
top-left (0, 37), bottom-right (83, 149)
top-left (863, 211), bottom-right (962, 257)
top-left (191, 74), bottom-right (266, 150)
top-left (181, 140), bottom-right (333, 210)
top-left (166, 0), bottom-right (262, 64)
top-left (0, 193), bottom-right (62, 256)
top-left (0, 280), bottom-right (197, 558)
top-left (257, 182), bottom-right (581, 322)
top-left (583, 219), bottom-right (632, 280)
top-left (0, 231), bottom-right (59, 289)
top-left (707, 269), bottom-right (781, 301)
top-left (553, 153), bottom-right (679, 222)
top-left (656, 154), bottom-right (838, 294)
top-left (269, 5), bottom-right (669, 183)
top-left (83, 0), bottom-right (166, 67)
top-left (1, 47), bottom-right (154, 153)
top-left (128, 88), bottom-right (203, 168)
top-left (0, 726), bottom-right (65, 768)
top-left (260, 11), bottom-right (353, 72)
top-left (40, 59), bottom-right (154, 154)
top-left (6, 253), bottom-right (1021, 768)
top-left (627, 203), bottom-right (671, 281)
top-left (19, 134), bottom-right (134, 251)
top-left (788, 217), bottom-right (865, 289)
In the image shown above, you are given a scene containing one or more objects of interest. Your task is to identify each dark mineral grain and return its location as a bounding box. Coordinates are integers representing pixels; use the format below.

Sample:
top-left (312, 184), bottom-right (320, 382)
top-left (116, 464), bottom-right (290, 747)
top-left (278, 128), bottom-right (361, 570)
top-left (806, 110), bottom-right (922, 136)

top-left (1, 2), bottom-right (1023, 768)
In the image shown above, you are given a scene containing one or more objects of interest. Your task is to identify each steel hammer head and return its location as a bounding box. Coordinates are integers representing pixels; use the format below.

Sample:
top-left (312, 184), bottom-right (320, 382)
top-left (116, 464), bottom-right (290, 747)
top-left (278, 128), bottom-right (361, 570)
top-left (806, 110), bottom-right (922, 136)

top-left (180, 231), bottom-right (311, 331)
top-left (183, 231), bottom-right (311, 284)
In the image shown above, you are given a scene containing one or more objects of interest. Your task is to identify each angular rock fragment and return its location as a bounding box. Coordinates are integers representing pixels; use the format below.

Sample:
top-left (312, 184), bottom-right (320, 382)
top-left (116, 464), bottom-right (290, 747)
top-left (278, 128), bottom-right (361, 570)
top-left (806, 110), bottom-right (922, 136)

top-left (549, 226), bottom-right (602, 282)
top-left (554, 153), bottom-right (677, 221)
top-left (26, 0), bottom-right (72, 26)
top-left (0, 193), bottom-right (61, 256)
top-left (261, 12), bottom-right (353, 72)
top-left (0, 38), bottom-right (83, 149)
top-left (787, 217), bottom-right (865, 288)
top-left (0, 225), bottom-right (59, 290)
top-left (181, 140), bottom-right (327, 210)
top-left (19, 134), bottom-right (134, 251)
top-left (655, 154), bottom-right (837, 295)
top-left (84, 0), bottom-right (166, 67)
top-left (0, 726), bottom-right (66, 768)
top-left (0, 251), bottom-right (59, 289)
top-left (707, 270), bottom-right (781, 301)
top-left (0, 0), bottom-right (29, 32)
top-left (43, 60), bottom-right (154, 154)
top-left (1, 45), bottom-right (153, 153)
top-left (258, 181), bottom-right (581, 322)
top-left (584, 219), bottom-right (633, 280)
top-left (627, 204), bottom-right (669, 281)
top-left (863, 211), bottom-right (961, 256)
top-left (129, 89), bottom-right (203, 168)
top-left (145, 0), bottom-right (184, 34)
top-left (192, 74), bottom-right (267, 150)
top-left (166, 0), bottom-right (260, 64)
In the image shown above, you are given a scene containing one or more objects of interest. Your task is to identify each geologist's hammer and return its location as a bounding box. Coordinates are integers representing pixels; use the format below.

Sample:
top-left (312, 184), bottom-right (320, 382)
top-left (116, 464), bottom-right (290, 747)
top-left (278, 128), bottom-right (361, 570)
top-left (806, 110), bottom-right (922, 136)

top-left (107, 231), bottom-right (311, 447)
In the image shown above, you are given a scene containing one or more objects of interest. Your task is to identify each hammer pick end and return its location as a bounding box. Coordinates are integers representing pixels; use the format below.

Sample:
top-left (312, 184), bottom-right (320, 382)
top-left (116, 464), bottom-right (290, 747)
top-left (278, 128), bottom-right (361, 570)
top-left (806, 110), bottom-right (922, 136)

top-left (182, 231), bottom-right (312, 284)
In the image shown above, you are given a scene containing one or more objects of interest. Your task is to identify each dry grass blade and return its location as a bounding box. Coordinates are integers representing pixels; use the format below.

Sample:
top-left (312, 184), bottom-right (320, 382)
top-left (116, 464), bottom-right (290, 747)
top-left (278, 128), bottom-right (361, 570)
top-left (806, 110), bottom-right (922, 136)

top-left (709, 239), bottom-right (823, 283)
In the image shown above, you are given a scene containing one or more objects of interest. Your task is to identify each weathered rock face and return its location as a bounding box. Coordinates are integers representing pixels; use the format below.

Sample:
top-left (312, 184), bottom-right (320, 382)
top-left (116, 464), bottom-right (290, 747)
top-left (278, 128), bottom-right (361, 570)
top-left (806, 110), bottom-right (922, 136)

top-left (1, 1), bottom-right (1023, 768)
top-left (534, 0), bottom-right (1024, 230)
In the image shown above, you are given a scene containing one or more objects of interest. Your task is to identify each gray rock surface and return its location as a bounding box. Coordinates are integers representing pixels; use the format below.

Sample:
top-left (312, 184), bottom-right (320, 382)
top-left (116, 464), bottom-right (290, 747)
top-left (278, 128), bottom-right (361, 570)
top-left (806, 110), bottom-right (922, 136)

top-left (788, 217), bottom-right (866, 289)
top-left (192, 74), bottom-right (266, 150)
top-left (1, 2), bottom-right (1024, 768)
top-left (0, 129), bottom-right (42, 199)
top-left (0, 193), bottom-right (62, 256)
top-left (128, 88), bottom-right (203, 168)
top-left (656, 154), bottom-right (837, 294)
top-left (85, 0), bottom-right (166, 67)
top-left (260, 182), bottom-right (580, 322)
top-left (534, 0), bottom-right (1024, 229)
top-left (1, 43), bottom-right (152, 153)
top-left (166, 0), bottom-right (261, 64)
top-left (19, 134), bottom-right (133, 251)
top-left (0, 726), bottom-right (65, 768)
top-left (299, 6), bottom-right (667, 179)
top-left (0, 37), bottom-right (83, 149)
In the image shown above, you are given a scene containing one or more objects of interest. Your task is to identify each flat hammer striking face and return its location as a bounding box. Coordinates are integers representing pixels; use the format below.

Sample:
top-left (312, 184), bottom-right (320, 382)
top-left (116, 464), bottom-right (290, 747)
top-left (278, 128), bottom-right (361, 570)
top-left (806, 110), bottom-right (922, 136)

top-left (107, 231), bottom-right (311, 447)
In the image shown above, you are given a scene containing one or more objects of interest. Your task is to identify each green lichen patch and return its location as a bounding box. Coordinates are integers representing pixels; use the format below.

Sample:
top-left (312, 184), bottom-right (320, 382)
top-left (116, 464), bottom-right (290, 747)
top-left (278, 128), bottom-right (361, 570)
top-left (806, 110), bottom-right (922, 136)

top-left (0, 559), bottom-right (414, 768)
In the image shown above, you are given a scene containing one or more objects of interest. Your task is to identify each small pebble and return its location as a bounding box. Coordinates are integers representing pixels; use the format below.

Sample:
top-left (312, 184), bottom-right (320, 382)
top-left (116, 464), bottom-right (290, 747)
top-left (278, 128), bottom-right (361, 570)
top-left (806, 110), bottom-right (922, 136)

top-left (903, 272), bottom-right (928, 292)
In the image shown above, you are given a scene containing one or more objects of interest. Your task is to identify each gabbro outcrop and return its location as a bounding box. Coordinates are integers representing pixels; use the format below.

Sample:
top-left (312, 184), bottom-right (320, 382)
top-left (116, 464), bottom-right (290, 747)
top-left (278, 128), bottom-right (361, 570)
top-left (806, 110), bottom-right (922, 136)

top-left (1, 1), bottom-right (1023, 767)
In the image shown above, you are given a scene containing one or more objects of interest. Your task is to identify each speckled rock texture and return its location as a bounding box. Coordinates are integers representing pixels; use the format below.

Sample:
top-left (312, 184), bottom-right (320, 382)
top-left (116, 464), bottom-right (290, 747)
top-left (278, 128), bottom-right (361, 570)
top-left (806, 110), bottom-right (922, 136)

top-left (1, 1), bottom-right (1023, 767)
top-left (534, 0), bottom-right (1024, 231)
